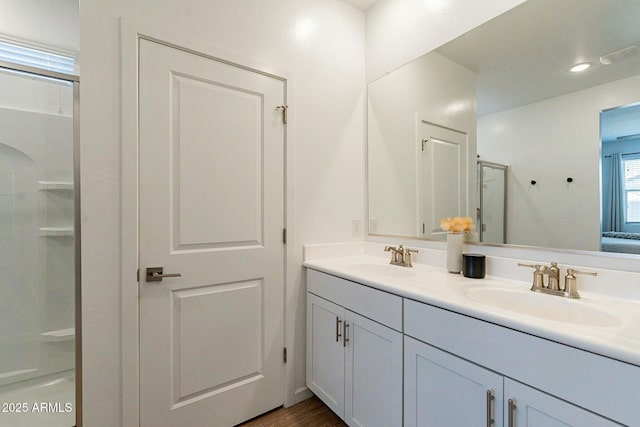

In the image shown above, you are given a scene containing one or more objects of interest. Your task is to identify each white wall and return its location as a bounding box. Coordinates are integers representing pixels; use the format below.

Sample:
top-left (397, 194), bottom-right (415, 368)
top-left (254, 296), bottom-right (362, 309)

top-left (368, 50), bottom-right (476, 236)
top-left (478, 74), bottom-right (640, 251)
top-left (0, 0), bottom-right (78, 53)
top-left (365, 0), bottom-right (526, 82)
top-left (80, 0), bottom-right (365, 425)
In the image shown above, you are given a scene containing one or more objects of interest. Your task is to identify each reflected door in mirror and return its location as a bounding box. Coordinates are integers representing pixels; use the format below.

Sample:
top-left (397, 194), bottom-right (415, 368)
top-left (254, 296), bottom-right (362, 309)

top-left (418, 120), bottom-right (469, 239)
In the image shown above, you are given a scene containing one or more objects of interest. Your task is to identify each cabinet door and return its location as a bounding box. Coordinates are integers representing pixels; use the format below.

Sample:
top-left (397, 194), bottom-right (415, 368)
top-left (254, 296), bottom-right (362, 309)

top-left (504, 379), bottom-right (621, 427)
top-left (404, 336), bottom-right (503, 427)
top-left (344, 310), bottom-right (403, 427)
top-left (306, 293), bottom-right (346, 418)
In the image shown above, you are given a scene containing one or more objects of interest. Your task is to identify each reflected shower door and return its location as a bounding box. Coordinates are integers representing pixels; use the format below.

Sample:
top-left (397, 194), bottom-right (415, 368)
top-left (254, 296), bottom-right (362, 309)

top-left (478, 161), bottom-right (507, 244)
top-left (0, 65), bottom-right (77, 427)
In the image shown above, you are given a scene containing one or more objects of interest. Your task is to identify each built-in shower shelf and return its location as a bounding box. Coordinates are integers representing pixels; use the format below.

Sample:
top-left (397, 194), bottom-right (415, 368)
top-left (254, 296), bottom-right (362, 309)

top-left (37, 181), bottom-right (73, 191)
top-left (38, 227), bottom-right (74, 236)
top-left (41, 328), bottom-right (75, 342)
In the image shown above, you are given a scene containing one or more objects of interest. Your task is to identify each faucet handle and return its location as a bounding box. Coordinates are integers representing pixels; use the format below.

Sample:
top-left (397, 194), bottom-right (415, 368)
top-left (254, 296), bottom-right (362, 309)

top-left (568, 268), bottom-right (597, 277)
top-left (517, 262), bottom-right (537, 269)
top-left (403, 247), bottom-right (419, 267)
top-left (517, 263), bottom-right (546, 289)
top-left (384, 244), bottom-right (403, 265)
top-left (564, 268), bottom-right (597, 299)
top-left (517, 262), bottom-right (545, 273)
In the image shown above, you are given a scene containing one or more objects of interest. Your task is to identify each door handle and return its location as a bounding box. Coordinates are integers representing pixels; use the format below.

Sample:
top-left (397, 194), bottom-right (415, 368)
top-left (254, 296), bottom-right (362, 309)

top-left (508, 398), bottom-right (516, 427)
top-left (486, 389), bottom-right (495, 426)
top-left (146, 267), bottom-right (182, 282)
top-left (343, 321), bottom-right (349, 347)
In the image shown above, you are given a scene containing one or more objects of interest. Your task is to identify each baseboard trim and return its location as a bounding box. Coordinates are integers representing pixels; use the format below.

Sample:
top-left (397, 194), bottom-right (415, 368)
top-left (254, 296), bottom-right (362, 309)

top-left (291, 386), bottom-right (314, 406)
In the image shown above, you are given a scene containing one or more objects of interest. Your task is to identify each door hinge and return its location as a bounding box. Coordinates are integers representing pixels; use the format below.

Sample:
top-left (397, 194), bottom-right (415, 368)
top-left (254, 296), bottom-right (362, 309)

top-left (283, 228), bottom-right (287, 244)
top-left (276, 105), bottom-right (288, 124)
top-left (421, 138), bottom-right (428, 151)
top-left (137, 268), bottom-right (139, 282)
top-left (283, 347), bottom-right (287, 363)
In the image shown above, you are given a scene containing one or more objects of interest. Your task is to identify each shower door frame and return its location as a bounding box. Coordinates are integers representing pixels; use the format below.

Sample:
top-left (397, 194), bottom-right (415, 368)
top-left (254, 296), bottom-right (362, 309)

top-left (477, 160), bottom-right (508, 244)
top-left (0, 59), bottom-right (81, 427)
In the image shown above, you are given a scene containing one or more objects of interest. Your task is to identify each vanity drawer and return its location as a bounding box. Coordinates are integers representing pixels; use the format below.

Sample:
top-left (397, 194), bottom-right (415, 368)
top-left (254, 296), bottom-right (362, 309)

top-left (307, 268), bottom-right (402, 331)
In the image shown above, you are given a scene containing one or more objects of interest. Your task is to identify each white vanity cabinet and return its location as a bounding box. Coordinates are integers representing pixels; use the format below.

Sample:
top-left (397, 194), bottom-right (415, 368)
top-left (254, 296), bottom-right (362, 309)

top-left (306, 294), bottom-right (346, 418)
top-left (404, 299), bottom-right (631, 426)
top-left (504, 379), bottom-right (617, 427)
top-left (306, 269), bottom-right (403, 427)
top-left (404, 336), bottom-right (504, 427)
top-left (404, 336), bottom-right (617, 426)
top-left (304, 260), bottom-right (640, 426)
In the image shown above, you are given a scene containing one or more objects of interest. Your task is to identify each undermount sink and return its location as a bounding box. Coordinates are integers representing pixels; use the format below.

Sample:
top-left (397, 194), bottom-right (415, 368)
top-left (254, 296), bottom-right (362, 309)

top-left (462, 286), bottom-right (622, 327)
top-left (344, 263), bottom-right (416, 279)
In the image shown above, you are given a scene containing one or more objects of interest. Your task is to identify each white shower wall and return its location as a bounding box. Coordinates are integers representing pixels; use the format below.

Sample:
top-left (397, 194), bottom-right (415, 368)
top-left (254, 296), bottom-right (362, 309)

top-left (0, 70), bottom-right (75, 389)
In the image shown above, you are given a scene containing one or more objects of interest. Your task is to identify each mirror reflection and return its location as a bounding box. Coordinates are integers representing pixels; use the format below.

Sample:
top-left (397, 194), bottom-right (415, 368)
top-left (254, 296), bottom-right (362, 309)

top-left (367, 0), bottom-right (640, 254)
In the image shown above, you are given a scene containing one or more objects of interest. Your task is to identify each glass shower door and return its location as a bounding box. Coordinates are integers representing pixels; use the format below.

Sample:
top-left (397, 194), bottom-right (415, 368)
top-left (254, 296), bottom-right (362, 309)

top-left (478, 161), bottom-right (507, 244)
top-left (0, 63), bottom-right (78, 427)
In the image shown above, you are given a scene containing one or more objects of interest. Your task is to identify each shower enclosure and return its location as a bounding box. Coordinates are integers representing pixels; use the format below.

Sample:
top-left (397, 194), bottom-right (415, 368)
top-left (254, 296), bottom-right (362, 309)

top-left (0, 59), bottom-right (80, 427)
top-left (477, 160), bottom-right (507, 244)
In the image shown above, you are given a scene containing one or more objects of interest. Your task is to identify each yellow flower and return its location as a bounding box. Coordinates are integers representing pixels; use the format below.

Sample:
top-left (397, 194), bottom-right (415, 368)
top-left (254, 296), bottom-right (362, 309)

top-left (440, 216), bottom-right (475, 233)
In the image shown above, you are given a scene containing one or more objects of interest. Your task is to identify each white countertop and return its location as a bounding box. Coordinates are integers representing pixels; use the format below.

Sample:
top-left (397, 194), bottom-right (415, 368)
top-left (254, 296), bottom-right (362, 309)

top-left (304, 254), bottom-right (640, 367)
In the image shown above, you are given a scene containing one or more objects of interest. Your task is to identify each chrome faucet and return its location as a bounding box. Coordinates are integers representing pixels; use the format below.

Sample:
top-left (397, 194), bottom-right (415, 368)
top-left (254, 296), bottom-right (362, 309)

top-left (384, 245), bottom-right (419, 267)
top-left (518, 262), bottom-right (597, 299)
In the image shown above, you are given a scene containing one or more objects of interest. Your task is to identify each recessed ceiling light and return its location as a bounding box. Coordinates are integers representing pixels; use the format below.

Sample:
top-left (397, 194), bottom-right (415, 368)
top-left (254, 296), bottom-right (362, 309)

top-left (570, 62), bottom-right (591, 73)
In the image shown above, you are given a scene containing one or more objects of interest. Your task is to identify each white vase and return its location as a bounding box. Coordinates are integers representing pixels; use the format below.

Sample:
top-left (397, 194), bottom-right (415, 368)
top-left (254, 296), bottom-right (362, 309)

top-left (464, 231), bottom-right (479, 243)
top-left (446, 233), bottom-right (464, 274)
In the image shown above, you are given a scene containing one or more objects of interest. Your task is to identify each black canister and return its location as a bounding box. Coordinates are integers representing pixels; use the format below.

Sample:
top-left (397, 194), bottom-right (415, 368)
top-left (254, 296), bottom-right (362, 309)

top-left (462, 253), bottom-right (486, 279)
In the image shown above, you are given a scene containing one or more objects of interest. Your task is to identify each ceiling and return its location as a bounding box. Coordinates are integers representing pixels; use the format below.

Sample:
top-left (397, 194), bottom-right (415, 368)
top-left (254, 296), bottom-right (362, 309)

top-left (357, 0), bottom-right (640, 140)
top-left (342, 0), bottom-right (379, 12)
top-left (436, 0), bottom-right (640, 117)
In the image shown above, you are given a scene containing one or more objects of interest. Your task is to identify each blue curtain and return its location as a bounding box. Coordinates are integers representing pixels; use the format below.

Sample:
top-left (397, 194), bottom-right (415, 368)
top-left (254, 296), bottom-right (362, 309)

top-left (604, 153), bottom-right (623, 232)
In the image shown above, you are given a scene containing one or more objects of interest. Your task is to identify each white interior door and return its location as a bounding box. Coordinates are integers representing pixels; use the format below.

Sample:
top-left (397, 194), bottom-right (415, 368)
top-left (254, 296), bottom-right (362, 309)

top-left (138, 38), bottom-right (285, 427)
top-left (417, 120), bottom-right (468, 238)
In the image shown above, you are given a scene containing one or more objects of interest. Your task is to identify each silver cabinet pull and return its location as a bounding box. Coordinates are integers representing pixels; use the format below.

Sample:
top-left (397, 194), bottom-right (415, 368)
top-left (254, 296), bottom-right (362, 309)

top-left (343, 321), bottom-right (350, 347)
top-left (146, 267), bottom-right (182, 282)
top-left (336, 317), bottom-right (342, 342)
top-left (508, 398), bottom-right (516, 427)
top-left (486, 389), bottom-right (495, 426)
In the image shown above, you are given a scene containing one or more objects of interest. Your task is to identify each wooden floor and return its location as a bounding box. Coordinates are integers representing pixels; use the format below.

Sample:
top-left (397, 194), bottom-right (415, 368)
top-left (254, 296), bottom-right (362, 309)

top-left (238, 396), bottom-right (347, 427)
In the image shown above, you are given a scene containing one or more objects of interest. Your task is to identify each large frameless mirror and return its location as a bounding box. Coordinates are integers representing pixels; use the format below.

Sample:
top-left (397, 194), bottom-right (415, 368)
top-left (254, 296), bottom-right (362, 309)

top-left (368, 0), bottom-right (640, 256)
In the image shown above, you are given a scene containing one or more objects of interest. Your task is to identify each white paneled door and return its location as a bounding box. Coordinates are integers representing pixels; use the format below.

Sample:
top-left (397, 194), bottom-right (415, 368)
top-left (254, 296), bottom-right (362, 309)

top-left (138, 39), bottom-right (285, 427)
top-left (417, 120), bottom-right (468, 239)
